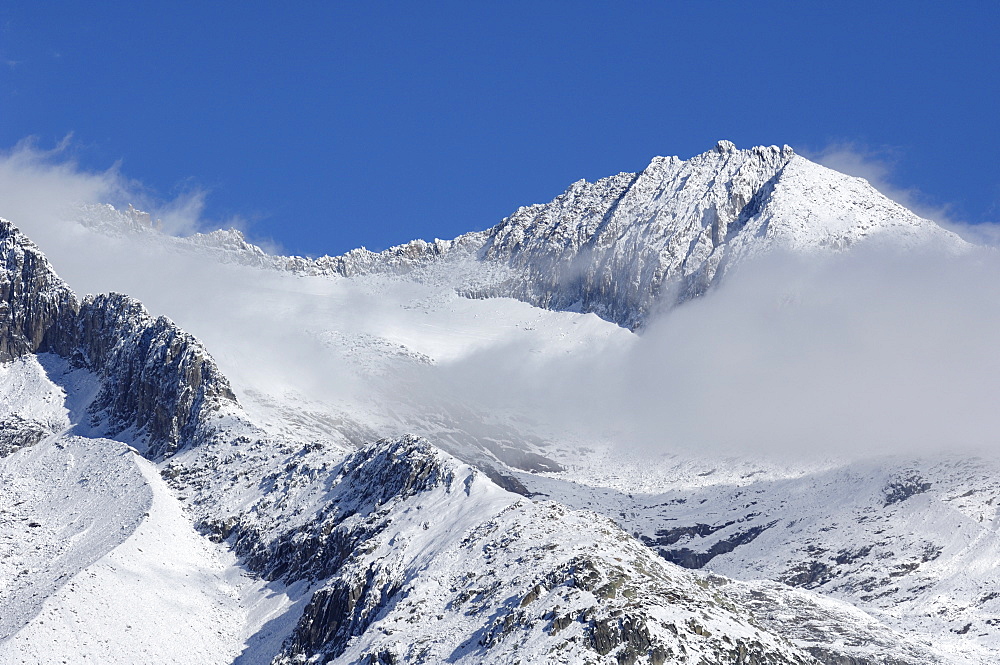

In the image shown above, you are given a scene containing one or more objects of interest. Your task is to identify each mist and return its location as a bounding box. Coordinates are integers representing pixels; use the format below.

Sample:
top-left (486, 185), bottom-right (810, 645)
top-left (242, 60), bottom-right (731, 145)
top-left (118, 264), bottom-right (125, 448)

top-left (4, 142), bottom-right (1000, 461)
top-left (440, 247), bottom-right (1000, 458)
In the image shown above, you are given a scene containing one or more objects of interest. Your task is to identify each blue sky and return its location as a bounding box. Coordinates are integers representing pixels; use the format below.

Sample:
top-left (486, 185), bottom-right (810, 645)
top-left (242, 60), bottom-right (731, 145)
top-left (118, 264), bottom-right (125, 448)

top-left (1, 1), bottom-right (998, 256)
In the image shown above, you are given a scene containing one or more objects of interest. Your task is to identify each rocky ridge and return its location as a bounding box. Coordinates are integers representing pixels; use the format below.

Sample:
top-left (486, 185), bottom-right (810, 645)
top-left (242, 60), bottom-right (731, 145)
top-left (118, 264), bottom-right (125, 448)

top-left (79, 141), bottom-right (966, 330)
top-left (167, 434), bottom-right (826, 665)
top-left (0, 218), bottom-right (237, 458)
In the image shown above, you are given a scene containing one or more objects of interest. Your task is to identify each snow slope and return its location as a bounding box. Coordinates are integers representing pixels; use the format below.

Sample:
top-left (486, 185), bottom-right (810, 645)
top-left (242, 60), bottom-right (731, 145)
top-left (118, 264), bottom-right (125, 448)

top-left (0, 434), bottom-right (309, 665)
top-left (0, 141), bottom-right (995, 664)
top-left (518, 450), bottom-right (1000, 664)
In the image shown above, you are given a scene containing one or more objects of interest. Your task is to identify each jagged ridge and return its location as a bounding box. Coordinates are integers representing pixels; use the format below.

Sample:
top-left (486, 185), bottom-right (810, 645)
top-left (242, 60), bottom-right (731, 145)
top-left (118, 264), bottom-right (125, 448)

top-left (0, 219), bottom-right (237, 458)
top-left (105, 141), bottom-right (963, 330)
top-left (199, 435), bottom-right (822, 665)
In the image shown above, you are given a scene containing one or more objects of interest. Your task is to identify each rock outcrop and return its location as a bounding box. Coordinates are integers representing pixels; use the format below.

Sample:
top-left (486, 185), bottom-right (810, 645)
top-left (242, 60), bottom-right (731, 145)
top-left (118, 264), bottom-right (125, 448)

top-left (0, 219), bottom-right (77, 361)
top-left (0, 219), bottom-right (236, 458)
top-left (221, 437), bottom-right (823, 665)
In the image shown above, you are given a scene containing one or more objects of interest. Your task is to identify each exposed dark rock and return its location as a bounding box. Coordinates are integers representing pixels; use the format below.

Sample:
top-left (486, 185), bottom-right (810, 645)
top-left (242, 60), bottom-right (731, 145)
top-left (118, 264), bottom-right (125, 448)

top-left (658, 521), bottom-right (778, 569)
top-left (480, 464), bottom-right (531, 496)
top-left (364, 649), bottom-right (398, 665)
top-left (642, 521), bottom-right (735, 547)
top-left (589, 615), bottom-right (653, 661)
top-left (0, 219), bottom-right (237, 459)
top-left (549, 613), bottom-right (574, 635)
top-left (883, 475), bottom-right (932, 506)
top-left (266, 437), bottom-right (463, 661)
top-left (232, 436), bottom-right (443, 580)
top-left (0, 220), bottom-right (78, 362)
top-left (198, 515), bottom-right (240, 543)
top-left (0, 415), bottom-right (51, 457)
top-left (66, 293), bottom-right (236, 458)
top-left (781, 561), bottom-right (834, 589)
top-left (833, 545), bottom-right (873, 565)
top-left (286, 572), bottom-right (402, 662)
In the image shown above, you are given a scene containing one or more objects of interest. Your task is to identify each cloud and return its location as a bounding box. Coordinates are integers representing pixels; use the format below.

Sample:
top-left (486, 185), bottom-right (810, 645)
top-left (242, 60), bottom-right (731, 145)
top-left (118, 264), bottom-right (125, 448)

top-left (433, 245), bottom-right (1000, 460)
top-left (807, 143), bottom-right (950, 221)
top-left (0, 137), bottom-right (248, 240)
top-left (618, 247), bottom-right (1000, 458)
top-left (0, 136), bottom-right (124, 228)
top-left (5, 138), bottom-right (1000, 463)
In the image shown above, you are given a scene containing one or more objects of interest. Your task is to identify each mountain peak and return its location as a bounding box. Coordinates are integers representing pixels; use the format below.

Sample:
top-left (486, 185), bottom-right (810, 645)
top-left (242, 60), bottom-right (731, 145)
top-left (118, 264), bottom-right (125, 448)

top-left (55, 143), bottom-right (966, 333)
top-left (467, 142), bottom-right (965, 328)
top-left (708, 139), bottom-right (794, 158)
top-left (715, 138), bottom-right (737, 153)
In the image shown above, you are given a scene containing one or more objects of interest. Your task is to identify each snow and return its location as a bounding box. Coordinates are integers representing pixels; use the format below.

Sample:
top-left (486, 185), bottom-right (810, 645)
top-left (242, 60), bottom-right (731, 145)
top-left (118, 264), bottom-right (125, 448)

top-left (519, 450), bottom-right (1000, 663)
top-left (0, 437), bottom-right (150, 644)
top-left (0, 434), bottom-right (306, 664)
top-left (1, 141), bottom-right (995, 663)
top-left (0, 356), bottom-right (71, 431)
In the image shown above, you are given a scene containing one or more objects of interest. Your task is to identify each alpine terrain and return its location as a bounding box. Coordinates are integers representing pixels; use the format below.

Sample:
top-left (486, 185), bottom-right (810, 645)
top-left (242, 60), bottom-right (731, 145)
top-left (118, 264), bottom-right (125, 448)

top-left (1, 141), bottom-right (994, 664)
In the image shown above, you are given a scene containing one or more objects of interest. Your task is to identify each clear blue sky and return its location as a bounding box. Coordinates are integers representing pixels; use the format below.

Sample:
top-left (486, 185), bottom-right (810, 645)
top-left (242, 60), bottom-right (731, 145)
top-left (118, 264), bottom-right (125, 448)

top-left (1, 1), bottom-right (997, 256)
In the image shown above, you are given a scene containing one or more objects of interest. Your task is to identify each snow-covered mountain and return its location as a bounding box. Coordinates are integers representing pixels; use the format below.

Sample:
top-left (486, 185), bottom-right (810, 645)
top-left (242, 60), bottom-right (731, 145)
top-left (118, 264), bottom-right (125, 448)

top-left (0, 142), bottom-right (992, 664)
top-left (75, 141), bottom-right (963, 329)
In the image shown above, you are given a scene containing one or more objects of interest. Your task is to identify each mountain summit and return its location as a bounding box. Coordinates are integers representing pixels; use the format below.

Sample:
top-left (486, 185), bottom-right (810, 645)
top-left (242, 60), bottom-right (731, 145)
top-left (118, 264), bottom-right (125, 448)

top-left (114, 141), bottom-right (961, 329)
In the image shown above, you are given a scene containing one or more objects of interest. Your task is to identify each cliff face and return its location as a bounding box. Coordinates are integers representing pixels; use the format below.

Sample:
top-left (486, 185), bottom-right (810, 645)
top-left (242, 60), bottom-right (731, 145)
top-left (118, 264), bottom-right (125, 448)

top-left (0, 219), bottom-right (236, 458)
top-left (67, 293), bottom-right (236, 458)
top-left (469, 143), bottom-right (792, 327)
top-left (0, 220), bottom-right (78, 362)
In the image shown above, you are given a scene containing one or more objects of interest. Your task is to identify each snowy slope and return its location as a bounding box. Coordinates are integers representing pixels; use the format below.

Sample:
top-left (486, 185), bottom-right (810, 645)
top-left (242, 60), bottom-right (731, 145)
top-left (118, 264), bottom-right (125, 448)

top-left (0, 435), bottom-right (150, 644)
top-left (0, 436), bottom-right (294, 665)
top-left (1, 142), bottom-right (995, 664)
top-left (516, 450), bottom-right (1000, 664)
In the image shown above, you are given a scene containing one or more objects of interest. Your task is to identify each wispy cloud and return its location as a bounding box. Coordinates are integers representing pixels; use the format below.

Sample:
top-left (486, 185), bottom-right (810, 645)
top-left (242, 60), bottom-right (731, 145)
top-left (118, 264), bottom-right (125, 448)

top-left (0, 135), bottom-right (125, 229)
top-left (0, 137), bottom-right (247, 239)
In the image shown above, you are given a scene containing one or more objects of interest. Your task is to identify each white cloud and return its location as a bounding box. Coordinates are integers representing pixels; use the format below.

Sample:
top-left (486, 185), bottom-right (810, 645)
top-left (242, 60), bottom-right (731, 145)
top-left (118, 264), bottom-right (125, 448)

top-left (5, 138), bottom-right (1000, 463)
top-left (432, 245), bottom-right (1000, 459)
top-left (0, 136), bottom-right (124, 228)
top-left (0, 137), bottom-right (249, 241)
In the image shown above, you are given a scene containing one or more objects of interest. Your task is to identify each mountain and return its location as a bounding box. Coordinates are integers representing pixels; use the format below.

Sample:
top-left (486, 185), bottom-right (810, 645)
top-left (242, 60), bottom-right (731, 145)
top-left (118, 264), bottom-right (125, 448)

top-left (77, 141), bottom-right (962, 330)
top-left (0, 216), bottom-right (837, 664)
top-left (0, 142), bottom-right (989, 664)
